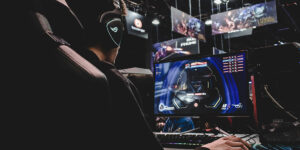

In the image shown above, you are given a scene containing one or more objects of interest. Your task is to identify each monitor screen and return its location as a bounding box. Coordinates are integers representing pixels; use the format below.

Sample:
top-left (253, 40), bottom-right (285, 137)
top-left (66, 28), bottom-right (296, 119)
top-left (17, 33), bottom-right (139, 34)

top-left (154, 52), bottom-right (251, 116)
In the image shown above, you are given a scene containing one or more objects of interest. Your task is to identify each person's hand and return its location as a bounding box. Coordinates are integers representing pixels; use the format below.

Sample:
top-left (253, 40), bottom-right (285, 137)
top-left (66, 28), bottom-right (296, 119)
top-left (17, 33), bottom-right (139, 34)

top-left (199, 136), bottom-right (251, 150)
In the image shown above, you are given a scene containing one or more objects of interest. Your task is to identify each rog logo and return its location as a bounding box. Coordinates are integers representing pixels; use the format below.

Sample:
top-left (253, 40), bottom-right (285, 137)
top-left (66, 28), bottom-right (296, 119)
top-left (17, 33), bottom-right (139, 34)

top-left (110, 27), bottom-right (119, 33)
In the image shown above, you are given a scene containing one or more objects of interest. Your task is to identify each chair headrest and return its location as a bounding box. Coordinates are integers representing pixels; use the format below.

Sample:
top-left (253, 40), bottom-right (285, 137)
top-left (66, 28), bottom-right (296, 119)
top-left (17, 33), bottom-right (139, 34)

top-left (56, 0), bottom-right (70, 8)
top-left (29, 0), bottom-right (85, 50)
top-left (30, 11), bottom-right (70, 47)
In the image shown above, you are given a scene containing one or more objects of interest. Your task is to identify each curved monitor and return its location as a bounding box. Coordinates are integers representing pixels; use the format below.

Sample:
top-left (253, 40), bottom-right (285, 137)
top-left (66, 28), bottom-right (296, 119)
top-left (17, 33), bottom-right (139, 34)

top-left (154, 52), bottom-right (252, 117)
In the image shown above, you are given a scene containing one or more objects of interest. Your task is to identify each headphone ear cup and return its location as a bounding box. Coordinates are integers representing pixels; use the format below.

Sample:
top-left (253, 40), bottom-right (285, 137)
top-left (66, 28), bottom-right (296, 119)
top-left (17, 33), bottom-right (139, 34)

top-left (97, 22), bottom-right (119, 50)
top-left (98, 18), bottom-right (124, 50)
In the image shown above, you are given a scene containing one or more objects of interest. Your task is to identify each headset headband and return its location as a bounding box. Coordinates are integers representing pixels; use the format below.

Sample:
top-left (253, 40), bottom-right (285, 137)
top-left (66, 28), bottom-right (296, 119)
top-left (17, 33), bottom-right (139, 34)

top-left (99, 9), bottom-right (122, 22)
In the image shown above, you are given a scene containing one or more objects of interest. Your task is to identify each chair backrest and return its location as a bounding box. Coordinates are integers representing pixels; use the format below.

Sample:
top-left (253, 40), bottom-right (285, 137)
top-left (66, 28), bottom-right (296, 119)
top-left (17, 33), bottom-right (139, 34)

top-left (15, 0), bottom-right (112, 148)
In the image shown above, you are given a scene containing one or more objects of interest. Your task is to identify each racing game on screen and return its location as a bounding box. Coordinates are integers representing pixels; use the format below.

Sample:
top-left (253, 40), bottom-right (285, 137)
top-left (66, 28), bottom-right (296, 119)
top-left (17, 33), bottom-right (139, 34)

top-left (154, 52), bottom-right (250, 116)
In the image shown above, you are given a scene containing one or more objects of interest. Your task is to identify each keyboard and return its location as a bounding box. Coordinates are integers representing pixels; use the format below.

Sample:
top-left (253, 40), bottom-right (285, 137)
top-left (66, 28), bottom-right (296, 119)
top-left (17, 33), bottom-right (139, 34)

top-left (154, 132), bottom-right (221, 149)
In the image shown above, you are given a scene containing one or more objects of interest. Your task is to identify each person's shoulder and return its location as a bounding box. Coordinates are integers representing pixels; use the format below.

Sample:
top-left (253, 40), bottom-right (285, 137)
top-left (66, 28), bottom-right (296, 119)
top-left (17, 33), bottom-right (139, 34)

top-left (100, 64), bottom-right (131, 87)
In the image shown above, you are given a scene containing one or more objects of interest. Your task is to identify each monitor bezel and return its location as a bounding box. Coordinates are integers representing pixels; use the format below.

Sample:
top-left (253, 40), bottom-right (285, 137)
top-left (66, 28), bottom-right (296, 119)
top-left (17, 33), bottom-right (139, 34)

top-left (153, 51), bottom-right (253, 118)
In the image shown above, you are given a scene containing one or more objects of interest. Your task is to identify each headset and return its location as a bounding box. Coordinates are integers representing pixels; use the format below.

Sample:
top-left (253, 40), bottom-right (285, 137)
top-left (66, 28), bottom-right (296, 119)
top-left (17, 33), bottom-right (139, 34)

top-left (90, 0), bottom-right (126, 50)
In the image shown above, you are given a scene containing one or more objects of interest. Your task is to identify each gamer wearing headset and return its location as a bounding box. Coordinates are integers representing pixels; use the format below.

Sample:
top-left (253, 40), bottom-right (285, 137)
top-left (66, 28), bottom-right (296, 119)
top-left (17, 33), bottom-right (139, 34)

top-left (80, 0), bottom-right (251, 149)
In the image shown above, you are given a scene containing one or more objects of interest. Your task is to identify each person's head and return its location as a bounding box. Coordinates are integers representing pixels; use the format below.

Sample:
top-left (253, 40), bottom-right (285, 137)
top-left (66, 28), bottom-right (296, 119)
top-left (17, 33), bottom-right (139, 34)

top-left (86, 0), bottom-right (127, 61)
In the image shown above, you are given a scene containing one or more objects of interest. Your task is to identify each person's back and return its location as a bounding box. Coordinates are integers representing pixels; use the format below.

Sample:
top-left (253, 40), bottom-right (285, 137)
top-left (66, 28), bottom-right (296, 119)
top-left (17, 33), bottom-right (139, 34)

top-left (82, 51), bottom-right (163, 149)
top-left (77, 0), bottom-right (163, 149)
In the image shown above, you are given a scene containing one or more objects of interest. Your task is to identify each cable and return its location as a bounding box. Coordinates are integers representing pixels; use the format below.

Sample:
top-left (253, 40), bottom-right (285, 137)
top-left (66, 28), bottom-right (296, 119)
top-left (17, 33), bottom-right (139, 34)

top-left (246, 136), bottom-right (257, 145)
top-left (180, 127), bottom-right (201, 135)
top-left (217, 4), bottom-right (223, 51)
top-left (239, 134), bottom-right (252, 139)
top-left (247, 125), bottom-right (261, 134)
top-left (189, 0), bottom-right (192, 15)
top-left (277, 0), bottom-right (300, 33)
top-left (211, 0), bottom-right (217, 49)
top-left (215, 126), bottom-right (231, 136)
top-left (198, 0), bottom-right (201, 54)
top-left (225, 2), bottom-right (231, 53)
top-left (263, 84), bottom-right (299, 121)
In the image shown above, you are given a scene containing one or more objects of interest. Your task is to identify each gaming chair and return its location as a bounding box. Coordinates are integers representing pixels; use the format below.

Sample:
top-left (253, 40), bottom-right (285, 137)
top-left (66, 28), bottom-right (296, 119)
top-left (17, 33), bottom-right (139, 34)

top-left (7, 0), bottom-right (112, 149)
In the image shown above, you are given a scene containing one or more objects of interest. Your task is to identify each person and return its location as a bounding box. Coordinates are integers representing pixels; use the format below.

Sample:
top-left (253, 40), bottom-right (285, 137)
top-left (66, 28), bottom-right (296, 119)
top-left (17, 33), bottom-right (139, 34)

top-left (81, 0), bottom-right (251, 149)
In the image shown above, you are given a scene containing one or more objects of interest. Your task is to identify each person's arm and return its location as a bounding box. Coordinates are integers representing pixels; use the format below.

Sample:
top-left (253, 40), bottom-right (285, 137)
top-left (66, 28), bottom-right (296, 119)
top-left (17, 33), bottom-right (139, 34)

top-left (195, 136), bottom-right (251, 150)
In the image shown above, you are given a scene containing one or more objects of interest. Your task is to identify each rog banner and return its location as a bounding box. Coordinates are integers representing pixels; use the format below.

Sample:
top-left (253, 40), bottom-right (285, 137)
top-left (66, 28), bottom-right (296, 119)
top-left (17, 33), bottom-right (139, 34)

top-left (211, 0), bottom-right (277, 35)
top-left (125, 10), bottom-right (148, 39)
top-left (171, 7), bottom-right (206, 42)
top-left (152, 37), bottom-right (199, 63)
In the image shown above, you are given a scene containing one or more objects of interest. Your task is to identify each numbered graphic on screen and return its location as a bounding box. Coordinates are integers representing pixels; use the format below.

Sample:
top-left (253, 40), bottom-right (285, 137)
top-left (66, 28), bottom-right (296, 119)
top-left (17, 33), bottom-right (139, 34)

top-left (154, 53), bottom-right (250, 116)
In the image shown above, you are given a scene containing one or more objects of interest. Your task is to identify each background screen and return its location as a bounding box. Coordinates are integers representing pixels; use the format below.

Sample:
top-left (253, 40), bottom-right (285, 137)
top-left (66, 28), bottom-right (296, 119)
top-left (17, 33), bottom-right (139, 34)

top-left (152, 37), bottom-right (199, 63)
top-left (211, 0), bottom-right (277, 35)
top-left (171, 7), bottom-right (206, 42)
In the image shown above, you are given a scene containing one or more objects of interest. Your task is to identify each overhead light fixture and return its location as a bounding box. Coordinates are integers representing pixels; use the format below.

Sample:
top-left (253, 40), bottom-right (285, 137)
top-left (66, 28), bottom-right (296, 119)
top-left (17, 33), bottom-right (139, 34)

top-left (205, 20), bottom-right (212, 25)
top-left (278, 41), bottom-right (285, 45)
top-left (214, 0), bottom-right (222, 5)
top-left (214, 0), bottom-right (229, 4)
top-left (152, 18), bottom-right (160, 25)
top-left (244, 3), bottom-right (251, 6)
top-left (222, 0), bottom-right (229, 3)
